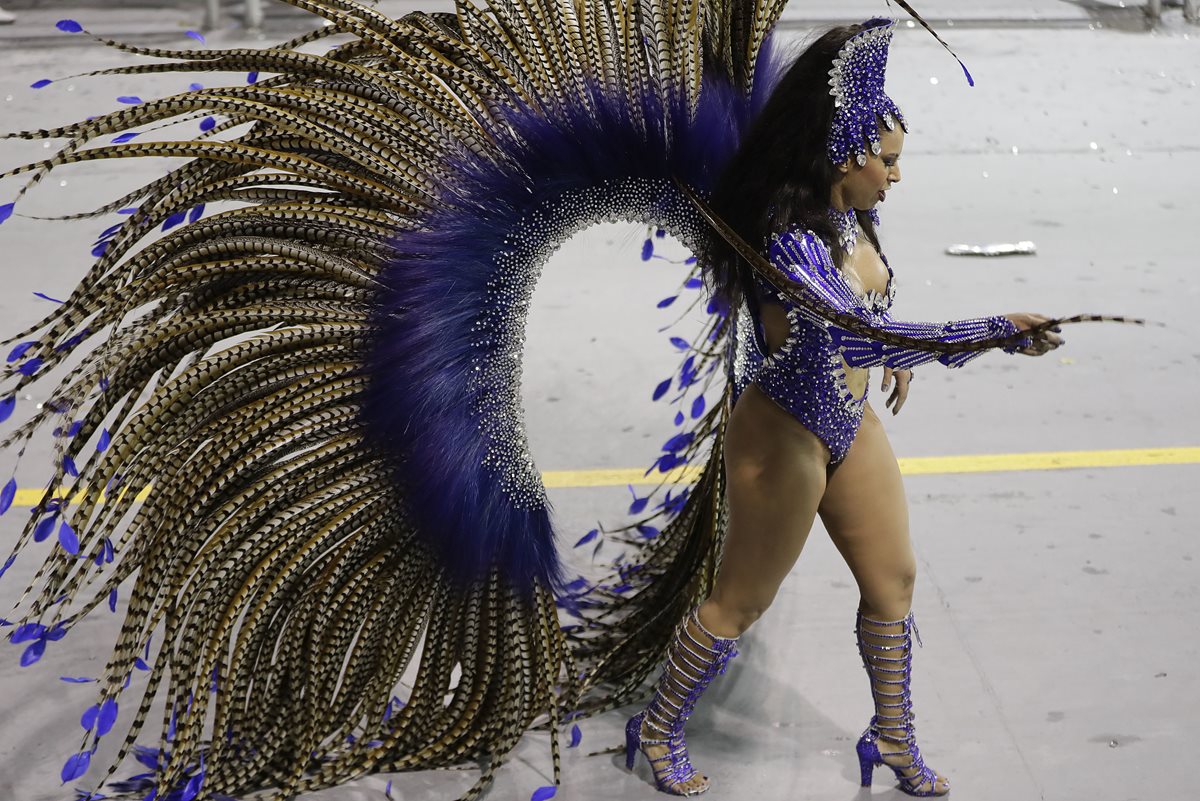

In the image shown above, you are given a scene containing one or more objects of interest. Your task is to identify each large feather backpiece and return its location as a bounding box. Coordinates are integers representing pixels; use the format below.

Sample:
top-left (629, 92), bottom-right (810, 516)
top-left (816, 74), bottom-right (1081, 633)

top-left (0, 2), bottom-right (794, 799)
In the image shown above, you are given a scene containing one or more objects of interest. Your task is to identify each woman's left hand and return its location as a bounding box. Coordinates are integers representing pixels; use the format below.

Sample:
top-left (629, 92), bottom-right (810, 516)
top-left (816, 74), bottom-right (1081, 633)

top-left (881, 367), bottom-right (913, 416)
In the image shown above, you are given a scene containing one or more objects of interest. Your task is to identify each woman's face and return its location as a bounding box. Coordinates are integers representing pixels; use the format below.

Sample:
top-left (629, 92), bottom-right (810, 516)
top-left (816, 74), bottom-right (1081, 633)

top-left (833, 124), bottom-right (905, 211)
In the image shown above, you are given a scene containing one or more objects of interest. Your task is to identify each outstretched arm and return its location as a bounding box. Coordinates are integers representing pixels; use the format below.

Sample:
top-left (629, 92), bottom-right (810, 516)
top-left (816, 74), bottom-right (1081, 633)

top-left (768, 229), bottom-right (1062, 370)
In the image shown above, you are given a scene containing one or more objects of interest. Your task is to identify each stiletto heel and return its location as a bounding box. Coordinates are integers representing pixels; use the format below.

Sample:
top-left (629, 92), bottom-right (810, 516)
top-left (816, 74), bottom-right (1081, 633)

top-left (856, 734), bottom-right (877, 787)
top-left (625, 608), bottom-right (739, 796)
top-left (854, 612), bottom-right (950, 797)
top-left (624, 711), bottom-right (643, 770)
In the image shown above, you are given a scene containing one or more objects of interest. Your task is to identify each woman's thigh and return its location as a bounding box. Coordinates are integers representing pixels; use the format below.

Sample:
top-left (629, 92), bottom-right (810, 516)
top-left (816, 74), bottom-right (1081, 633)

top-left (709, 384), bottom-right (829, 621)
top-left (818, 404), bottom-right (916, 617)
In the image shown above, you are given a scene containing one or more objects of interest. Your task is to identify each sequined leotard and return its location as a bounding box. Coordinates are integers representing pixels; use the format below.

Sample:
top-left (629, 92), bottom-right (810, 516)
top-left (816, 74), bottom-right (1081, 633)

top-left (730, 226), bottom-right (1021, 464)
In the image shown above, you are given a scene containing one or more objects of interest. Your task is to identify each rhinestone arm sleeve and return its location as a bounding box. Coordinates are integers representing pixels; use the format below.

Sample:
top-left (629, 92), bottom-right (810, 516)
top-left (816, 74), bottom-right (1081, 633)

top-left (768, 229), bottom-right (1027, 370)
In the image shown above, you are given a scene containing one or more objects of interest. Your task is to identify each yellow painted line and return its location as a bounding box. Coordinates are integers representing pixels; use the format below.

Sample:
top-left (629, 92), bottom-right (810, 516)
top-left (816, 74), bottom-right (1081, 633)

top-left (543, 447), bottom-right (1200, 488)
top-left (5, 448), bottom-right (1197, 506)
top-left (12, 484), bottom-right (153, 507)
top-left (543, 467), bottom-right (703, 488)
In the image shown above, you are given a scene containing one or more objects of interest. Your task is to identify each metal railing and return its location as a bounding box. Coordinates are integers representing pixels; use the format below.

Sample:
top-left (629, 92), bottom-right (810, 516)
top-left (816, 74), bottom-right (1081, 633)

top-left (203, 0), bottom-right (264, 32)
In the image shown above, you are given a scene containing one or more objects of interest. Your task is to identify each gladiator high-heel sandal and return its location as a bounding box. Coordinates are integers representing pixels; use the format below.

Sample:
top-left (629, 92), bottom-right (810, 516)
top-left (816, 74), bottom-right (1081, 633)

top-left (854, 611), bottom-right (950, 797)
top-left (624, 607), bottom-right (739, 796)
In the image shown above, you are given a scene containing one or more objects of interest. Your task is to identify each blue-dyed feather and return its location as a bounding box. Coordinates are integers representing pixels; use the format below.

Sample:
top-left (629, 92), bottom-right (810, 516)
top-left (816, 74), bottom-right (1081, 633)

top-left (34, 515), bottom-right (57, 542)
top-left (62, 751), bottom-right (92, 783)
top-left (362, 52), bottom-right (783, 592)
top-left (0, 478), bottom-right (16, 515)
top-left (96, 698), bottom-right (118, 737)
top-left (21, 638), bottom-right (46, 666)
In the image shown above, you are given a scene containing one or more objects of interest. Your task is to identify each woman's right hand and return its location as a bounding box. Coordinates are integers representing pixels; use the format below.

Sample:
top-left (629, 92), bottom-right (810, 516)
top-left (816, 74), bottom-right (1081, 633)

top-left (1004, 313), bottom-right (1064, 356)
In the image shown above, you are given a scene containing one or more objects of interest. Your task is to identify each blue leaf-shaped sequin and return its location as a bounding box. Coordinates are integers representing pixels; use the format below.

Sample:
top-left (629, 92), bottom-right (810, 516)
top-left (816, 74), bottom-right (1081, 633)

top-left (11, 622), bottom-right (45, 643)
top-left (662, 432), bottom-right (694, 453)
top-left (199, 116), bottom-right (216, 132)
top-left (135, 657), bottom-right (149, 671)
top-left (7, 341), bottom-right (36, 362)
top-left (18, 358), bottom-right (44, 376)
top-left (691, 395), bottom-right (706, 419)
top-left (96, 698), bottom-right (118, 737)
top-left (81, 703), bottom-right (100, 730)
top-left (651, 378), bottom-right (671, 402)
top-left (116, 96), bottom-right (143, 105)
top-left (34, 292), bottom-right (64, 303)
top-left (188, 204), bottom-right (205, 223)
top-left (680, 355), bottom-right (696, 381)
top-left (674, 411), bottom-right (684, 426)
top-left (685, 277), bottom-right (703, 289)
top-left (117, 207), bottom-right (138, 215)
top-left (385, 779), bottom-right (394, 799)
top-left (656, 296), bottom-right (676, 308)
top-left (97, 429), bottom-right (111, 452)
top-left (30, 79), bottom-right (53, 90)
top-left (66, 421), bottom-right (83, 438)
top-left (34, 515), bottom-right (58, 543)
top-left (656, 454), bottom-right (678, 473)
top-left (0, 554), bottom-right (14, 579)
top-left (669, 337), bottom-right (689, 351)
top-left (685, 256), bottom-right (698, 265)
top-left (45, 623), bottom-right (67, 641)
top-left (636, 524), bottom-right (660, 539)
top-left (0, 478), bottom-right (16, 515)
top-left (161, 211), bottom-right (187, 231)
top-left (60, 676), bottom-right (96, 683)
top-left (640, 239), bottom-right (653, 261)
top-left (628, 496), bottom-right (648, 515)
top-left (186, 30), bottom-right (205, 43)
top-left (108, 589), bottom-right (118, 612)
top-left (21, 638), bottom-right (46, 666)
top-left (247, 71), bottom-right (259, 84)
top-left (63, 456), bottom-right (79, 478)
top-left (568, 724), bottom-right (582, 748)
top-left (573, 529), bottom-right (598, 548)
top-left (111, 132), bottom-right (139, 144)
top-left (531, 787), bottom-right (557, 801)
top-left (56, 20), bottom-right (84, 33)
top-left (61, 750), bottom-right (92, 782)
top-left (59, 522), bottom-right (79, 555)
top-left (103, 538), bottom-right (114, 563)
top-left (189, 82), bottom-right (204, 91)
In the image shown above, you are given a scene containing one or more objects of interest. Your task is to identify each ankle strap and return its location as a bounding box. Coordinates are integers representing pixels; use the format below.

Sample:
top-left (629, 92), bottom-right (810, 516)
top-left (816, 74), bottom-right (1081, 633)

top-left (856, 611), bottom-right (923, 648)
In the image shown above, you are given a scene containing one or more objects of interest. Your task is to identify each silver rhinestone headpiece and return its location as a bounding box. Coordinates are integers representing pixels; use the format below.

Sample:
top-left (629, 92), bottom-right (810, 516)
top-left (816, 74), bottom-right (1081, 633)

top-left (827, 18), bottom-right (908, 167)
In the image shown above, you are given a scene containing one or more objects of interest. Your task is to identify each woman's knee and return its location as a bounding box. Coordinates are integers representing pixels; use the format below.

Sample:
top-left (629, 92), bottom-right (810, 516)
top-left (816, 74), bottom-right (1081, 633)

top-left (858, 559), bottom-right (917, 619)
top-left (700, 593), bottom-right (773, 638)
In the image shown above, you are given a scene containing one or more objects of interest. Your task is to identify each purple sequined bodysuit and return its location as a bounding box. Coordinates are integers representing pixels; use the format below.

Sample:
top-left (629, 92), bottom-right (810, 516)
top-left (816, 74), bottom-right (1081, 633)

top-left (730, 226), bottom-right (1021, 464)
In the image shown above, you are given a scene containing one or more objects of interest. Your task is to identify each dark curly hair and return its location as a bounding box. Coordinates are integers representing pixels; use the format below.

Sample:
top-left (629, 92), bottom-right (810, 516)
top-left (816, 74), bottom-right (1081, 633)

top-left (706, 23), bottom-right (883, 309)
